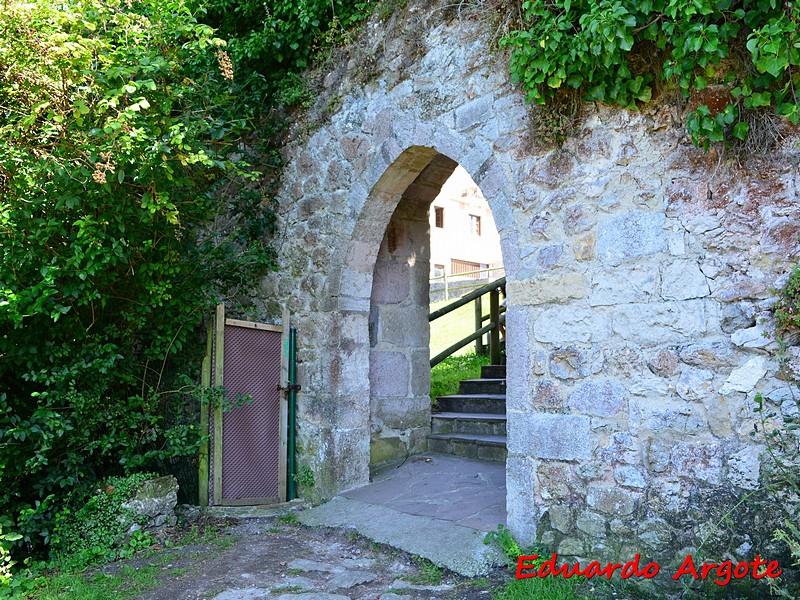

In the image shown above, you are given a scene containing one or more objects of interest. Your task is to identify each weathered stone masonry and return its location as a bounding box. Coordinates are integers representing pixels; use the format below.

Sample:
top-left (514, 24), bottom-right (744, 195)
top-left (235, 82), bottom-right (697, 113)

top-left (246, 0), bottom-right (800, 579)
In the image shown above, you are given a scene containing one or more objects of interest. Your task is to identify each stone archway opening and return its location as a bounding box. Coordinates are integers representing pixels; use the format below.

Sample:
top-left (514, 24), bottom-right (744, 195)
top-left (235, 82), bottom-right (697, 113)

top-left (366, 153), bottom-right (506, 473)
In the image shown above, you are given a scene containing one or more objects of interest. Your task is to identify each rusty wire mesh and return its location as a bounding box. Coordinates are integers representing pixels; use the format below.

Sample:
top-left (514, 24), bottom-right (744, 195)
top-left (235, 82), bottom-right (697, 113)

top-left (217, 324), bottom-right (281, 502)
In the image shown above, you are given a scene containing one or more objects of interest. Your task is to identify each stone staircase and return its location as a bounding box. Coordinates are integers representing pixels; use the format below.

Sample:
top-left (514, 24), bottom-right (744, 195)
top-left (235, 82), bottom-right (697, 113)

top-left (428, 364), bottom-right (507, 462)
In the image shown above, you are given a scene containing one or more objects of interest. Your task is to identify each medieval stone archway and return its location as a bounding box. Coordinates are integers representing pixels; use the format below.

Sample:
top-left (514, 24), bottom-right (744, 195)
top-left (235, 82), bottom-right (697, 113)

top-left (330, 143), bottom-right (522, 482)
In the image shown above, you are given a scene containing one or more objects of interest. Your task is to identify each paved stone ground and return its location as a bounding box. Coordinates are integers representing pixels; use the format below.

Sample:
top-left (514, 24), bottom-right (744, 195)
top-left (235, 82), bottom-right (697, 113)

top-left (131, 517), bottom-right (506, 600)
top-left (298, 454), bottom-right (507, 577)
top-left (342, 454), bottom-right (506, 532)
top-left (127, 454), bottom-right (509, 598)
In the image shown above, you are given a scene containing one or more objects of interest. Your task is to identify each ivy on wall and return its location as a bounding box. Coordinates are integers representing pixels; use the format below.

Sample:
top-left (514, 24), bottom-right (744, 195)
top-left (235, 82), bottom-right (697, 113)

top-left (502, 0), bottom-right (800, 148)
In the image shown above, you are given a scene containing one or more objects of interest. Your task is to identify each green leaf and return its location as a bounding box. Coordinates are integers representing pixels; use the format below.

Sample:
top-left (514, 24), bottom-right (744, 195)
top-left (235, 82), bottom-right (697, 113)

top-left (733, 121), bottom-right (749, 140)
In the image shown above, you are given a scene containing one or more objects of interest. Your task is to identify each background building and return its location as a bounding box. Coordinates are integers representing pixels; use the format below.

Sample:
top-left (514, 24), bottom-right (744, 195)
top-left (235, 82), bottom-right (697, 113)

top-left (429, 166), bottom-right (503, 281)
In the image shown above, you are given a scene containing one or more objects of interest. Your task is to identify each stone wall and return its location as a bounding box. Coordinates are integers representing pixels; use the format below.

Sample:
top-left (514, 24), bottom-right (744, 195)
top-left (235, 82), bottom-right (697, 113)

top-left (243, 0), bottom-right (800, 582)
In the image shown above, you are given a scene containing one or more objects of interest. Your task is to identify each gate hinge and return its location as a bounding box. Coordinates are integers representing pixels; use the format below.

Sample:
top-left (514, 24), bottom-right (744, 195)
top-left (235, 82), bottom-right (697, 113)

top-left (278, 384), bottom-right (302, 393)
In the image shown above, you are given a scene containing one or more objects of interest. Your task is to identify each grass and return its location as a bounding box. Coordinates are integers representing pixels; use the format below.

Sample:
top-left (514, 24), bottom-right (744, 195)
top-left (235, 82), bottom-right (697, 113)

top-left (429, 297), bottom-right (486, 358)
top-left (430, 352), bottom-right (490, 401)
top-left (14, 519), bottom-right (237, 600)
top-left (23, 565), bottom-right (161, 600)
top-left (404, 558), bottom-right (443, 585)
top-left (274, 513), bottom-right (300, 525)
top-left (492, 576), bottom-right (590, 600)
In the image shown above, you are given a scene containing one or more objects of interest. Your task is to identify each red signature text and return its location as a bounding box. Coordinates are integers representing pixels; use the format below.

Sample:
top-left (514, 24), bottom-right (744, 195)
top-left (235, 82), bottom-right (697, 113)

top-left (516, 553), bottom-right (783, 586)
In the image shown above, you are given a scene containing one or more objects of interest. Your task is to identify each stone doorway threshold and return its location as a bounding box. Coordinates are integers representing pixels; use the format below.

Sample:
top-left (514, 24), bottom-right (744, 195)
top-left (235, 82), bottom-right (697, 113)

top-left (298, 453), bottom-right (507, 577)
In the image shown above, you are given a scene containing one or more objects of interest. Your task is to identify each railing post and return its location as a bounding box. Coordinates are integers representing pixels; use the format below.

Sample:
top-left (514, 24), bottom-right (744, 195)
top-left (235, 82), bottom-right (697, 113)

top-left (443, 271), bottom-right (449, 301)
top-left (489, 288), bottom-right (501, 365)
top-left (474, 296), bottom-right (484, 355)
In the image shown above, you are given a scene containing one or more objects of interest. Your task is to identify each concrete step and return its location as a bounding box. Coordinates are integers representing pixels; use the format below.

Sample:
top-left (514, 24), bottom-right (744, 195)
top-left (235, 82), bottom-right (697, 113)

top-left (431, 412), bottom-right (507, 436)
top-left (481, 364), bottom-right (506, 379)
top-left (435, 393), bottom-right (506, 414)
top-left (459, 378), bottom-right (506, 395)
top-left (428, 433), bottom-right (507, 462)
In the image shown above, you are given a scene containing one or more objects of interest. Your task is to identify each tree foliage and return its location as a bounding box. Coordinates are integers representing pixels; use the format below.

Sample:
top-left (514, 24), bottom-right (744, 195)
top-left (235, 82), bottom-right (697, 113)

top-left (503, 0), bottom-right (800, 147)
top-left (193, 0), bottom-right (374, 104)
top-left (0, 0), bottom-right (275, 562)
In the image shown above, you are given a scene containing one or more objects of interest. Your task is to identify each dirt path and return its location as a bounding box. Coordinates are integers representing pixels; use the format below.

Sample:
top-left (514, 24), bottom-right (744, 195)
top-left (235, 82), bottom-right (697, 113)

top-left (112, 517), bottom-right (506, 600)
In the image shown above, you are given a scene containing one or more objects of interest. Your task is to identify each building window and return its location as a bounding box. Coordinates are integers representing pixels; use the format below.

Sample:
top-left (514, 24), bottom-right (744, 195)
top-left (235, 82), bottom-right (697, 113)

top-left (451, 259), bottom-right (481, 276)
top-left (435, 206), bottom-right (444, 228)
top-left (433, 264), bottom-right (445, 278)
top-left (470, 214), bottom-right (481, 236)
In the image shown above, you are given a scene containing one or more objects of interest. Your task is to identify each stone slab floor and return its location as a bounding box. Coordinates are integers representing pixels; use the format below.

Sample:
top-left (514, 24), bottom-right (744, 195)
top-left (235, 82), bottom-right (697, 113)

top-left (300, 453), bottom-right (507, 577)
top-left (342, 453), bottom-right (506, 532)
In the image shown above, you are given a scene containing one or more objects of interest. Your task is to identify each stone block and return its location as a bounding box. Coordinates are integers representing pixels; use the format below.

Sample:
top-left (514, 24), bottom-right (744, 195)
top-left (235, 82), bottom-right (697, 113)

top-left (549, 505), bottom-right (573, 533)
top-left (671, 442), bottom-right (723, 484)
top-left (597, 211), bottom-right (667, 264)
top-left (605, 432), bottom-right (639, 465)
top-left (122, 476), bottom-right (178, 531)
top-left (557, 537), bottom-right (584, 556)
top-left (614, 465), bottom-right (647, 489)
top-left (507, 273), bottom-right (587, 306)
top-left (508, 413), bottom-right (593, 460)
top-left (531, 379), bottom-right (563, 410)
top-left (369, 351), bottom-right (408, 397)
top-left (506, 305), bottom-right (531, 399)
top-left (611, 301), bottom-right (706, 344)
top-left (455, 94), bottom-right (494, 131)
top-left (533, 307), bottom-right (611, 343)
top-left (589, 266), bottom-right (657, 306)
top-left (410, 349), bottom-right (431, 396)
top-left (377, 306), bottom-right (429, 347)
top-left (506, 455), bottom-right (538, 546)
top-left (568, 380), bottom-right (625, 417)
top-left (679, 342), bottom-right (738, 368)
top-left (675, 367), bottom-right (714, 401)
top-left (377, 398), bottom-right (430, 430)
top-left (573, 233), bottom-right (596, 261)
top-left (660, 260), bottom-right (710, 300)
top-left (326, 427), bottom-right (371, 493)
top-left (700, 395), bottom-right (733, 437)
top-left (647, 350), bottom-right (678, 377)
top-left (538, 463), bottom-right (575, 500)
top-left (712, 275), bottom-right (768, 302)
top-left (563, 204), bottom-right (595, 234)
top-left (760, 215), bottom-right (800, 257)
top-left (586, 485), bottom-right (637, 516)
top-left (548, 346), bottom-right (604, 380)
top-left (637, 518), bottom-right (672, 551)
top-left (576, 511), bottom-right (607, 537)
top-left (719, 357), bottom-right (767, 396)
top-left (639, 400), bottom-right (707, 435)
top-left (537, 244), bottom-right (564, 270)
top-left (372, 260), bottom-right (410, 304)
top-left (370, 437), bottom-right (407, 467)
top-left (720, 302), bottom-right (757, 333)
top-left (731, 323), bottom-right (778, 350)
top-left (727, 445), bottom-right (763, 490)
top-left (477, 156), bottom-right (509, 199)
top-left (645, 438), bottom-right (672, 473)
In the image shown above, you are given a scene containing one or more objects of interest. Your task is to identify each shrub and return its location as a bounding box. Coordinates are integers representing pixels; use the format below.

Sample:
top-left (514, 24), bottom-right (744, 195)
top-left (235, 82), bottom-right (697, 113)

top-left (0, 0), bottom-right (275, 565)
top-left (50, 473), bottom-right (158, 569)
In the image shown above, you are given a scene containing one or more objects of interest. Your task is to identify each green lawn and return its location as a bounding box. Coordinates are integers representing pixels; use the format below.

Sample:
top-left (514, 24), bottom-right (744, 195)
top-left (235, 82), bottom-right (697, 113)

top-left (429, 297), bottom-right (486, 358)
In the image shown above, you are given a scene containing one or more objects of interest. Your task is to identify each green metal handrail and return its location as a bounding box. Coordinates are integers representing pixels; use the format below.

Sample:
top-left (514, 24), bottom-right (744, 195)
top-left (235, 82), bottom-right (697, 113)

top-left (429, 276), bottom-right (505, 367)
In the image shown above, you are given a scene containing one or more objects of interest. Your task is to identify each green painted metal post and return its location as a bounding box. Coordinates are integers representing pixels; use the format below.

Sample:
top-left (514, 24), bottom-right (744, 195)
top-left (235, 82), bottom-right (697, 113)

top-left (287, 327), bottom-right (297, 501)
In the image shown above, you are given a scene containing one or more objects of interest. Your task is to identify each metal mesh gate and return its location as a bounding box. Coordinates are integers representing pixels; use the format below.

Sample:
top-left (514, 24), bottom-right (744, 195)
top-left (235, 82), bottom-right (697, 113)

top-left (205, 308), bottom-right (286, 506)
